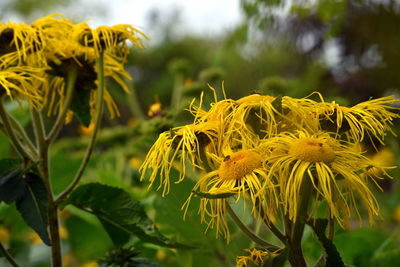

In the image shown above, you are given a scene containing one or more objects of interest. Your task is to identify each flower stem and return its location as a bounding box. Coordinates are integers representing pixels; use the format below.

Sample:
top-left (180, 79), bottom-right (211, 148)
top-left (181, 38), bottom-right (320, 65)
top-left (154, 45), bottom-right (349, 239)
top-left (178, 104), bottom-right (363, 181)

top-left (0, 242), bottom-right (19, 267)
top-left (0, 97), bottom-right (31, 160)
top-left (55, 51), bottom-right (105, 203)
top-left (226, 202), bottom-right (280, 250)
top-left (255, 198), bottom-right (287, 244)
top-left (46, 66), bottom-right (77, 143)
top-left (31, 108), bottom-right (62, 267)
top-left (287, 176), bottom-right (313, 267)
top-left (9, 113), bottom-right (38, 159)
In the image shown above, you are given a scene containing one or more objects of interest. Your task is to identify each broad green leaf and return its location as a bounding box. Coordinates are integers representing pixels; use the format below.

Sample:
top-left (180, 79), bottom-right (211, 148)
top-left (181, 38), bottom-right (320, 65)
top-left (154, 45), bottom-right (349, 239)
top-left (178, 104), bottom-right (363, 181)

top-left (16, 172), bottom-right (50, 245)
top-left (65, 183), bottom-right (195, 249)
top-left (192, 190), bottom-right (236, 199)
top-left (307, 218), bottom-right (345, 267)
top-left (0, 168), bottom-right (25, 204)
top-left (66, 215), bottom-right (112, 260)
top-left (70, 88), bottom-right (91, 127)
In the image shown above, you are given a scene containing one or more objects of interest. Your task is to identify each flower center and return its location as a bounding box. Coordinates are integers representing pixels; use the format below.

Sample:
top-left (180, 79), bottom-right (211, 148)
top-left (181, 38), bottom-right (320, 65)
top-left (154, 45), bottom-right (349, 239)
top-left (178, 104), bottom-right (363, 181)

top-left (289, 138), bottom-right (335, 163)
top-left (219, 150), bottom-right (262, 180)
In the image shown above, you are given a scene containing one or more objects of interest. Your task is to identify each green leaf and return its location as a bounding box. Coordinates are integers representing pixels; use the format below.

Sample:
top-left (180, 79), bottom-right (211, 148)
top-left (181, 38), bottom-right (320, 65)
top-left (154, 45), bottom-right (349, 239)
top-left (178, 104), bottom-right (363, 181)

top-left (0, 158), bottom-right (22, 176)
top-left (192, 190), bottom-right (236, 199)
top-left (0, 168), bottom-right (25, 204)
top-left (70, 88), bottom-right (91, 127)
top-left (307, 218), bottom-right (345, 267)
top-left (65, 183), bottom-right (195, 249)
top-left (16, 172), bottom-right (50, 246)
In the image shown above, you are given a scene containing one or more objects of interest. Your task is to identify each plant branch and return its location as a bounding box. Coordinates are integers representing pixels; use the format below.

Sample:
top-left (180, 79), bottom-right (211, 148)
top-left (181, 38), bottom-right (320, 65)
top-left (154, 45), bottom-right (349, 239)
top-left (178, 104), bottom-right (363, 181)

top-left (255, 197), bottom-right (287, 244)
top-left (226, 202), bottom-right (280, 250)
top-left (0, 242), bottom-right (20, 267)
top-left (0, 97), bottom-right (31, 160)
top-left (55, 52), bottom-right (105, 203)
top-left (8, 113), bottom-right (38, 159)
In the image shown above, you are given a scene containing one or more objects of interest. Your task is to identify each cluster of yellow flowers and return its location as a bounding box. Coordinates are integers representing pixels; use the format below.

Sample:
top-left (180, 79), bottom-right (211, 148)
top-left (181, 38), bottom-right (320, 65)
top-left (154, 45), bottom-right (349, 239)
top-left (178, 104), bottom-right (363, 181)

top-left (0, 14), bottom-right (146, 120)
top-left (141, 87), bottom-right (399, 239)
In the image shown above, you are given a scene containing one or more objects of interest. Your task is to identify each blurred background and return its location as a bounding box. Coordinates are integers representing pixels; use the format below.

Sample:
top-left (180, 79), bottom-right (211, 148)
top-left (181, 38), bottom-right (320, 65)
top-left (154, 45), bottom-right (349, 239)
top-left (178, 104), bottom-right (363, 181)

top-left (0, 0), bottom-right (400, 266)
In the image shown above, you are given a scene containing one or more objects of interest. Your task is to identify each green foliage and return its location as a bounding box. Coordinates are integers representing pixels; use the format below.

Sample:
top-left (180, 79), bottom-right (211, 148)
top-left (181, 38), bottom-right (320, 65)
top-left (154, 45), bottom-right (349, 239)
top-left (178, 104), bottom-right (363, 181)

top-left (0, 163), bottom-right (50, 245)
top-left (63, 183), bottom-right (194, 249)
top-left (65, 214), bottom-right (112, 260)
top-left (307, 218), bottom-right (345, 267)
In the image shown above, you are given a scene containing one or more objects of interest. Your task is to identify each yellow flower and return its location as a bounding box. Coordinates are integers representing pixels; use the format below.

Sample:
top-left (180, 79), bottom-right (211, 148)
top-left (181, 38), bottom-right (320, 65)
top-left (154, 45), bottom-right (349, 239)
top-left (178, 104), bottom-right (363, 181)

top-left (236, 248), bottom-right (277, 267)
top-left (140, 121), bottom-right (219, 196)
top-left (129, 157), bottom-right (142, 169)
top-left (182, 148), bottom-right (278, 240)
top-left (365, 148), bottom-right (396, 177)
top-left (26, 15), bottom-right (147, 122)
top-left (0, 66), bottom-right (45, 108)
top-left (148, 99), bottom-right (162, 117)
top-left (262, 130), bottom-right (385, 226)
top-left (318, 96), bottom-right (400, 143)
top-left (75, 22), bottom-right (146, 57)
top-left (0, 21), bottom-right (45, 65)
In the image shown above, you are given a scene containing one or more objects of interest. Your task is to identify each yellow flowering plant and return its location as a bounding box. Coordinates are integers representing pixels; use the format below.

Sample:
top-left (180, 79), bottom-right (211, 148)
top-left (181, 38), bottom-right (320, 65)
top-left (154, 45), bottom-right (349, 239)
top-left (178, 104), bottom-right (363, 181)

top-left (0, 15), bottom-right (191, 267)
top-left (141, 85), bottom-right (399, 267)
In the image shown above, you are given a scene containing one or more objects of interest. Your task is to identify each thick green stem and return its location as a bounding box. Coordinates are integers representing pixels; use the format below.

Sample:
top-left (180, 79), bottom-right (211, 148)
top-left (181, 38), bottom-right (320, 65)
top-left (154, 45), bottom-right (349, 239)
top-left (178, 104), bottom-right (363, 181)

top-left (287, 176), bottom-right (313, 267)
top-left (46, 66), bottom-right (77, 143)
top-left (226, 202), bottom-right (279, 250)
top-left (31, 109), bottom-right (62, 267)
top-left (0, 97), bottom-right (31, 160)
top-left (55, 52), bottom-right (105, 203)
top-left (0, 242), bottom-right (19, 267)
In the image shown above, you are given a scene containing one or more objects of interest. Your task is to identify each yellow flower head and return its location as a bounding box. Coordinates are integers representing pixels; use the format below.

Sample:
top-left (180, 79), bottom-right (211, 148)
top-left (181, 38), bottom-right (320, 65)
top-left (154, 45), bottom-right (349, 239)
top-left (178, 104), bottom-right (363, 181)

top-left (183, 148), bottom-right (278, 240)
top-left (140, 121), bottom-right (219, 196)
top-left (236, 248), bottom-right (277, 267)
top-left (262, 130), bottom-right (385, 226)
top-left (75, 23), bottom-right (147, 57)
top-left (0, 66), bottom-right (45, 108)
top-left (29, 15), bottom-right (144, 122)
top-left (0, 21), bottom-right (45, 65)
top-left (318, 96), bottom-right (400, 143)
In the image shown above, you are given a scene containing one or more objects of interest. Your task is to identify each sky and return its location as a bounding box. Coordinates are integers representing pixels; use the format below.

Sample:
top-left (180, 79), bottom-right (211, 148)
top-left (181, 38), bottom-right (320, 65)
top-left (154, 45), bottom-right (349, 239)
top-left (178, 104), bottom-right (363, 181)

top-left (100, 0), bottom-right (243, 35)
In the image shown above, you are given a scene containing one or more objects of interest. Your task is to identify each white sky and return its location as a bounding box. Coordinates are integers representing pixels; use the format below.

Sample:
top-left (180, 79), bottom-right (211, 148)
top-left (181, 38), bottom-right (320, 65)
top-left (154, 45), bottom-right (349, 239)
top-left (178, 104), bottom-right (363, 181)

top-left (98, 0), bottom-right (243, 35)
